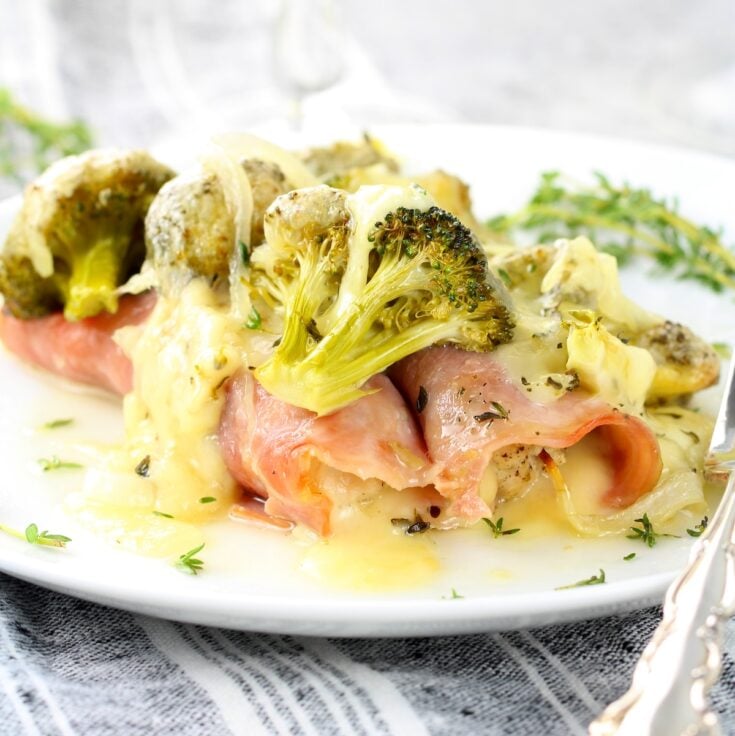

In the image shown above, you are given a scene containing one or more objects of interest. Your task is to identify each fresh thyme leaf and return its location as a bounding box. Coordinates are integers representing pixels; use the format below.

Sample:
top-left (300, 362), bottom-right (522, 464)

top-left (474, 402), bottom-right (509, 423)
top-left (199, 496), bottom-right (216, 504)
top-left (41, 418), bottom-right (74, 430)
top-left (686, 516), bottom-right (709, 538)
top-left (152, 511), bottom-right (174, 519)
top-left (490, 401), bottom-right (509, 419)
top-left (487, 171), bottom-right (735, 294)
top-left (0, 87), bottom-right (92, 183)
top-left (134, 455), bottom-right (151, 477)
top-left (23, 523), bottom-right (70, 547)
top-left (626, 513), bottom-right (678, 547)
top-left (37, 456), bottom-right (83, 472)
top-left (416, 385), bottom-right (428, 414)
top-left (0, 522), bottom-right (69, 548)
top-left (176, 543), bottom-right (205, 575)
top-left (623, 552), bottom-right (636, 561)
top-left (447, 588), bottom-right (464, 600)
top-left (482, 517), bottom-right (521, 538)
top-left (556, 569), bottom-right (606, 590)
top-left (244, 307), bottom-right (261, 330)
top-left (24, 523), bottom-right (38, 544)
top-left (239, 240), bottom-right (250, 267)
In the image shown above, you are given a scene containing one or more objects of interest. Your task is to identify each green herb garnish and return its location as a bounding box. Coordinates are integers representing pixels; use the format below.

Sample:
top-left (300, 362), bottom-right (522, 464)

top-left (474, 402), bottom-right (509, 423)
top-left (623, 552), bottom-right (636, 561)
top-left (0, 87), bottom-right (93, 183)
top-left (199, 496), bottom-right (216, 504)
top-left (443, 587), bottom-right (464, 600)
top-left (176, 543), bottom-right (205, 575)
top-left (41, 418), bottom-right (74, 430)
top-left (686, 516), bottom-right (709, 538)
top-left (487, 171), bottom-right (735, 293)
top-left (482, 517), bottom-right (520, 538)
top-left (153, 511), bottom-right (174, 519)
top-left (239, 240), bottom-right (250, 267)
top-left (556, 569), bottom-right (606, 590)
top-left (0, 522), bottom-right (71, 548)
top-left (37, 456), bottom-right (83, 472)
top-left (626, 513), bottom-right (677, 547)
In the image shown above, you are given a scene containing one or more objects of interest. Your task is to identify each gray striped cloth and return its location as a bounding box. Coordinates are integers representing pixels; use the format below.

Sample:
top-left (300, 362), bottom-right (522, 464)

top-left (2, 573), bottom-right (733, 736)
top-left (1, 1), bottom-right (734, 734)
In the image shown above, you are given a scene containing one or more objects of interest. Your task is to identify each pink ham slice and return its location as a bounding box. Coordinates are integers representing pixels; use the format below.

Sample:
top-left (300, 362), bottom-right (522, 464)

top-left (0, 292), bottom-right (156, 395)
top-left (390, 346), bottom-right (663, 521)
top-left (219, 371), bottom-right (434, 535)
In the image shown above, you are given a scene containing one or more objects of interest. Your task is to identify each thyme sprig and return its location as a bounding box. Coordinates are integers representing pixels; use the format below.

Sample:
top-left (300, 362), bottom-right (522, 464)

top-left (626, 513), bottom-right (678, 548)
top-left (556, 569), bottom-right (606, 590)
top-left (176, 543), bottom-right (205, 575)
top-left (0, 522), bottom-right (71, 548)
top-left (686, 516), bottom-right (709, 538)
top-left (487, 171), bottom-right (735, 293)
top-left (38, 456), bottom-right (83, 472)
top-left (0, 87), bottom-right (92, 183)
top-left (482, 517), bottom-right (520, 538)
top-left (40, 418), bottom-right (74, 430)
top-left (442, 588), bottom-right (464, 600)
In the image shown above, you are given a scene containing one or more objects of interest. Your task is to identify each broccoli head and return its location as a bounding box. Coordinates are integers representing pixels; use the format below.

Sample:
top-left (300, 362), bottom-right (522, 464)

top-left (145, 158), bottom-right (292, 293)
top-left (0, 149), bottom-right (174, 320)
top-left (250, 184), bottom-right (515, 415)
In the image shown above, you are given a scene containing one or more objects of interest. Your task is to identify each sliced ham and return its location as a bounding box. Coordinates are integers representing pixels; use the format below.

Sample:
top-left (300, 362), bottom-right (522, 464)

top-left (219, 371), bottom-right (434, 535)
top-left (390, 346), bottom-right (663, 521)
top-left (0, 292), bottom-right (156, 395)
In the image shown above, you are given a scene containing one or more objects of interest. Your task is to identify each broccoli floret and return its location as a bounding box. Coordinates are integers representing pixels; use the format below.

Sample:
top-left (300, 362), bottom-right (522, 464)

top-left (0, 254), bottom-right (61, 317)
top-left (0, 149), bottom-right (173, 320)
top-left (250, 184), bottom-right (514, 415)
top-left (145, 158), bottom-right (292, 293)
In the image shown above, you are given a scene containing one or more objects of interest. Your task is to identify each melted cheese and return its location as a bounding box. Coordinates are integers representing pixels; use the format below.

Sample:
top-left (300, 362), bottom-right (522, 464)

top-left (300, 515), bottom-right (439, 591)
top-left (70, 181), bottom-right (713, 574)
top-left (83, 281), bottom-right (245, 526)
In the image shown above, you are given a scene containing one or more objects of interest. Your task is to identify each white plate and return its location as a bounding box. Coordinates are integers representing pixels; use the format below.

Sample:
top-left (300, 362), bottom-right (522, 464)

top-left (1, 124), bottom-right (734, 637)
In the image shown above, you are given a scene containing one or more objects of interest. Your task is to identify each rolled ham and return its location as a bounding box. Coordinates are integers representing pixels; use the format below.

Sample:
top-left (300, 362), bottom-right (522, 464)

top-left (219, 371), bottom-right (434, 535)
top-left (0, 291), bottom-right (156, 395)
top-left (390, 346), bottom-right (663, 521)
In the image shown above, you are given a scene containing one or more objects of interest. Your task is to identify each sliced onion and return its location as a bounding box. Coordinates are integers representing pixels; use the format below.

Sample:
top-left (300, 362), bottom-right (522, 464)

top-left (212, 132), bottom-right (318, 189)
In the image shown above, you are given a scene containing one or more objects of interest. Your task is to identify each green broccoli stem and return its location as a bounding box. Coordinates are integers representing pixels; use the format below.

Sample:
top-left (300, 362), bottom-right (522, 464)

top-left (306, 257), bottom-right (422, 365)
top-left (256, 253), bottom-right (477, 414)
top-left (256, 316), bottom-right (462, 416)
top-left (63, 236), bottom-right (124, 320)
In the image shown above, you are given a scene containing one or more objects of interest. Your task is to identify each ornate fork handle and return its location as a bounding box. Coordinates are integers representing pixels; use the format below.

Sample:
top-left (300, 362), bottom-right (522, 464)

top-left (589, 472), bottom-right (735, 736)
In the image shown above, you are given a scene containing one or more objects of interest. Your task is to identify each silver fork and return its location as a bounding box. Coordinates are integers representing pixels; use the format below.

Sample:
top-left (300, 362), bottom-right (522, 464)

top-left (589, 357), bottom-right (735, 735)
